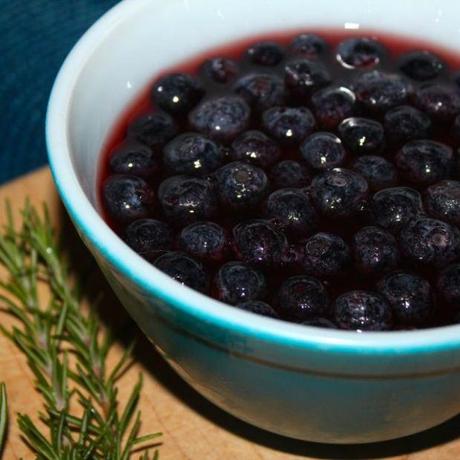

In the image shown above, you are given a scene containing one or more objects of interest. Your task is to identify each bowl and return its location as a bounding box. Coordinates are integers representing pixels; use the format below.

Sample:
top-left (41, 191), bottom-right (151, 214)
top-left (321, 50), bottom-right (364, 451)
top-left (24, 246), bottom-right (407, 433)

top-left (46, 0), bottom-right (460, 444)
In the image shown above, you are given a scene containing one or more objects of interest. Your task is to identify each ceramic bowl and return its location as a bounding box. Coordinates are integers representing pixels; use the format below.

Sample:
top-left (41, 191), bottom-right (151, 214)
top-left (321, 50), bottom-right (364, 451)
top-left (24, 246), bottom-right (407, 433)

top-left (47, 0), bottom-right (460, 443)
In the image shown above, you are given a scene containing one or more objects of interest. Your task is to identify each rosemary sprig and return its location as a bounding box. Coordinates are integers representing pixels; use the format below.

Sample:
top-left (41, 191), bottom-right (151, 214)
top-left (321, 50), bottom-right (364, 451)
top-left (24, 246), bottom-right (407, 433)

top-left (0, 203), bottom-right (161, 459)
top-left (0, 383), bottom-right (7, 456)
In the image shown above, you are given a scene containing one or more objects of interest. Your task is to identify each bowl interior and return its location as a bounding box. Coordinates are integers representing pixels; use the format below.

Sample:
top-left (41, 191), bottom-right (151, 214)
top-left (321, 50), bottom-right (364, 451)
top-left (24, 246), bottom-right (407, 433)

top-left (48, 0), bottom-right (460, 357)
top-left (68, 0), bottom-right (460, 207)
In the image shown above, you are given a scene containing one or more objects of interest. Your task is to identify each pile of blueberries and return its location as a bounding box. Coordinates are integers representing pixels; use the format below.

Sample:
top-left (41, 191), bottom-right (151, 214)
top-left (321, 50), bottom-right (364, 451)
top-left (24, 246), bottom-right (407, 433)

top-left (102, 33), bottom-right (460, 331)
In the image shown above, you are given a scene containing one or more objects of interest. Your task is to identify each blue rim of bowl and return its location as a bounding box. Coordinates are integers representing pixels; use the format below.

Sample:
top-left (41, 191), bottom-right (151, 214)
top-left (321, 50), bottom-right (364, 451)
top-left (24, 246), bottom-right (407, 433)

top-left (46, 0), bottom-right (460, 360)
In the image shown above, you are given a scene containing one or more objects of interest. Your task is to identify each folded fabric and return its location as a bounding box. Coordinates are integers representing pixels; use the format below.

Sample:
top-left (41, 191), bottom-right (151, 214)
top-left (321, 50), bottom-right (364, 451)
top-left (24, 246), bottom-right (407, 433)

top-left (0, 0), bottom-right (118, 184)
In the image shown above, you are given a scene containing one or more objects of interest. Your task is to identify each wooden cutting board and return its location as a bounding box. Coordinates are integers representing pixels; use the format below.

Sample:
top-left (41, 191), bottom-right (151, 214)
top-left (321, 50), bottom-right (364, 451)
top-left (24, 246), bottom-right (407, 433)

top-left (2, 167), bottom-right (460, 460)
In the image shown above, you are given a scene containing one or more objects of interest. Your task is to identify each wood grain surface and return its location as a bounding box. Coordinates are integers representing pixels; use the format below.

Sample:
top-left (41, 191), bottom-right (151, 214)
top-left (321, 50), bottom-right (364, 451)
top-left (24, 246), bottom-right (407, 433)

top-left (2, 168), bottom-right (460, 459)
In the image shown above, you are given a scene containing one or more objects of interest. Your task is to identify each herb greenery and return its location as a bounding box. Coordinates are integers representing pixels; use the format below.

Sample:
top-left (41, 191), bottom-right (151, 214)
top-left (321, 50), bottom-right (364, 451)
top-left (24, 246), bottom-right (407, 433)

top-left (0, 204), bottom-right (160, 459)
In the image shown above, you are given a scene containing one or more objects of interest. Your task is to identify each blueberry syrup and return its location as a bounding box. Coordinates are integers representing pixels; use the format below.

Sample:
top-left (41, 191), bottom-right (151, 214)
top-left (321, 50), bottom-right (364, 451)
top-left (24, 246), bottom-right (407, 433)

top-left (99, 29), bottom-right (460, 331)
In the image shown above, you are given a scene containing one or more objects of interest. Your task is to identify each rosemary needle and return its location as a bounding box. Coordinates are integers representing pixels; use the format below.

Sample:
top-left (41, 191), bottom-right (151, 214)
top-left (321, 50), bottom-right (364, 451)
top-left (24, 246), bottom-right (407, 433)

top-left (0, 383), bottom-right (7, 457)
top-left (0, 203), bottom-right (161, 459)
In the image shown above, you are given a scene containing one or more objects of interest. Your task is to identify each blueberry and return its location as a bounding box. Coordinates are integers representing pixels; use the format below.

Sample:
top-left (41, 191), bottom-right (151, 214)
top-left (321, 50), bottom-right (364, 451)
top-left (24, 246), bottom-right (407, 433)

top-left (233, 73), bottom-right (285, 112)
top-left (201, 57), bottom-right (239, 83)
top-left (454, 71), bottom-right (460, 89)
top-left (384, 105), bottom-right (431, 145)
top-left (215, 161), bottom-right (268, 210)
top-left (352, 226), bottom-right (399, 276)
top-left (233, 219), bottom-right (288, 269)
top-left (284, 59), bottom-right (331, 100)
top-left (163, 133), bottom-right (223, 175)
top-left (338, 117), bottom-right (384, 155)
top-left (336, 38), bottom-right (385, 69)
top-left (265, 188), bottom-right (318, 237)
top-left (158, 175), bottom-right (217, 224)
top-left (236, 300), bottom-right (279, 318)
top-left (437, 263), bottom-right (460, 309)
top-left (215, 261), bottom-right (266, 304)
top-left (270, 160), bottom-right (311, 189)
top-left (395, 140), bottom-right (453, 186)
top-left (425, 180), bottom-right (460, 225)
top-left (414, 84), bottom-right (460, 122)
top-left (353, 71), bottom-right (412, 113)
top-left (288, 33), bottom-right (327, 58)
top-left (277, 275), bottom-right (329, 322)
top-left (127, 112), bottom-right (177, 148)
top-left (154, 251), bottom-right (208, 292)
top-left (125, 218), bottom-right (172, 260)
top-left (230, 130), bottom-right (281, 168)
top-left (103, 175), bottom-right (154, 224)
top-left (300, 132), bottom-right (346, 170)
top-left (398, 51), bottom-right (445, 81)
top-left (400, 217), bottom-right (460, 267)
top-left (310, 168), bottom-right (369, 218)
top-left (179, 221), bottom-right (228, 262)
top-left (333, 290), bottom-right (393, 331)
top-left (189, 95), bottom-right (250, 142)
top-left (378, 272), bottom-right (434, 326)
top-left (370, 187), bottom-right (424, 233)
top-left (262, 106), bottom-right (316, 144)
top-left (302, 318), bottom-right (336, 328)
top-left (246, 41), bottom-right (284, 66)
top-left (109, 141), bottom-right (159, 178)
top-left (351, 155), bottom-right (398, 191)
top-left (311, 86), bottom-right (356, 129)
top-left (152, 73), bottom-right (204, 116)
top-left (300, 232), bottom-right (351, 277)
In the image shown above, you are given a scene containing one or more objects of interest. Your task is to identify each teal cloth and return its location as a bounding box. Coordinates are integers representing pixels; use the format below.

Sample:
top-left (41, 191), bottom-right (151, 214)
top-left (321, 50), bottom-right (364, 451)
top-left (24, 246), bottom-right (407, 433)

top-left (1, 0), bottom-right (118, 184)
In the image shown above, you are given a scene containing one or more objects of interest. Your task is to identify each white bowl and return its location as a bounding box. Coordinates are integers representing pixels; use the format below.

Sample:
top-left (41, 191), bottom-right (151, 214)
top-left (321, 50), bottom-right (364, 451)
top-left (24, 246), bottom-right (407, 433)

top-left (47, 0), bottom-right (460, 443)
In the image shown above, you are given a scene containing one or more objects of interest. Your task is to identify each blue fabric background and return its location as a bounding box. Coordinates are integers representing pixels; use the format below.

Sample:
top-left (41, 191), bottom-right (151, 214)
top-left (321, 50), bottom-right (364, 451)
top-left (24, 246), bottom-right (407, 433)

top-left (1, 0), bottom-right (119, 184)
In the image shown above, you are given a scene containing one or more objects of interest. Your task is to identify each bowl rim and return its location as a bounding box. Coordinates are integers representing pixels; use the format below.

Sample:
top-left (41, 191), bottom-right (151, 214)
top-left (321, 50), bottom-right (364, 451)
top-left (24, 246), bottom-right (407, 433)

top-left (46, 0), bottom-right (460, 358)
